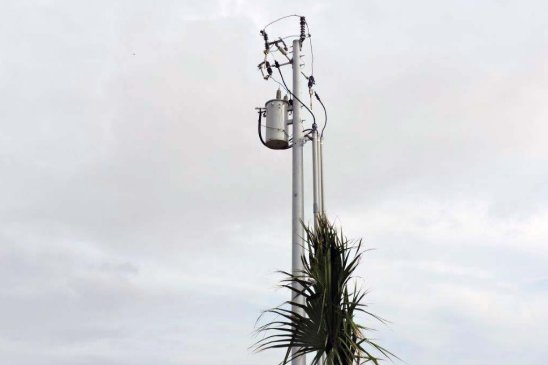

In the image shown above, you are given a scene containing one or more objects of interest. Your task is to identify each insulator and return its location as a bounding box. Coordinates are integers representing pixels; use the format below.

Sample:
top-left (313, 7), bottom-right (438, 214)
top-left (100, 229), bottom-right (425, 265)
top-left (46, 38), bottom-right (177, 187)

top-left (308, 75), bottom-right (316, 89)
top-left (299, 17), bottom-right (306, 45)
top-left (260, 30), bottom-right (269, 51)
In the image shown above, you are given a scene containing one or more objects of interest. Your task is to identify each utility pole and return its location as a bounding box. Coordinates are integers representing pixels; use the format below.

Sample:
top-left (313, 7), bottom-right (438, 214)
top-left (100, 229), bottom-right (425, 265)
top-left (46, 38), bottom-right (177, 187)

top-left (290, 38), bottom-right (306, 365)
top-left (255, 16), bottom-right (326, 365)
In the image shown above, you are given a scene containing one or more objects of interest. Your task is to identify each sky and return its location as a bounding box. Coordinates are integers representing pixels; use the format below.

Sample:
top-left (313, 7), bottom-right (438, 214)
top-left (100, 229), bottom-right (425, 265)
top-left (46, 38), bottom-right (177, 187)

top-left (0, 0), bottom-right (547, 364)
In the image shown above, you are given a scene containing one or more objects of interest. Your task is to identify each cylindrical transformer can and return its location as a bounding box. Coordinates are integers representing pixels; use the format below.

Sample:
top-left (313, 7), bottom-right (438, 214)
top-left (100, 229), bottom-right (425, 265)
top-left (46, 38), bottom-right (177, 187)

top-left (265, 98), bottom-right (289, 149)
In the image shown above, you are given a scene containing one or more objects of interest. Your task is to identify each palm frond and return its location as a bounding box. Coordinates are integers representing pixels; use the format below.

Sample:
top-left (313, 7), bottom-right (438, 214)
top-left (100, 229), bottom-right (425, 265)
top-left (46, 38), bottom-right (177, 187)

top-left (253, 216), bottom-right (396, 365)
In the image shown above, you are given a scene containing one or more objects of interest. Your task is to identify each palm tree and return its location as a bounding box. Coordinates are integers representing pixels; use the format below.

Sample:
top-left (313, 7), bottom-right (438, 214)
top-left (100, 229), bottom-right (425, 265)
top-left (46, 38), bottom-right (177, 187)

top-left (254, 216), bottom-right (395, 365)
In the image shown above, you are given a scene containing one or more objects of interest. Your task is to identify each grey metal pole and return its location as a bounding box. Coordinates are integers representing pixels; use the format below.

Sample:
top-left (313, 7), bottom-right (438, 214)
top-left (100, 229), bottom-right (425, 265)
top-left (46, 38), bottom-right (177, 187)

top-left (312, 129), bottom-right (321, 226)
top-left (319, 137), bottom-right (325, 214)
top-left (291, 39), bottom-right (306, 365)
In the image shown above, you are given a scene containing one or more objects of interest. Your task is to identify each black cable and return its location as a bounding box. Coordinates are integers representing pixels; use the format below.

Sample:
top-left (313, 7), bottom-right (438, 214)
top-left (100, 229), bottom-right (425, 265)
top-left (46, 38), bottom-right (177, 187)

top-left (265, 72), bottom-right (316, 145)
top-left (262, 16), bottom-right (313, 78)
top-left (314, 92), bottom-right (328, 137)
top-left (257, 109), bottom-right (292, 150)
top-left (262, 21), bottom-right (313, 84)
top-left (304, 129), bottom-right (315, 140)
top-left (274, 63), bottom-right (317, 129)
top-left (278, 31), bottom-right (313, 77)
top-left (257, 110), bottom-right (269, 148)
top-left (269, 75), bottom-right (289, 95)
top-left (258, 16), bottom-right (319, 143)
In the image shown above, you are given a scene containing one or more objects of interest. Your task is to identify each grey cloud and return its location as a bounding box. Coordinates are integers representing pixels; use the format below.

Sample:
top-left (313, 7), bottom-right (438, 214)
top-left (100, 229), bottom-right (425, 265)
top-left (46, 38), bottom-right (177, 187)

top-left (0, 0), bottom-right (547, 364)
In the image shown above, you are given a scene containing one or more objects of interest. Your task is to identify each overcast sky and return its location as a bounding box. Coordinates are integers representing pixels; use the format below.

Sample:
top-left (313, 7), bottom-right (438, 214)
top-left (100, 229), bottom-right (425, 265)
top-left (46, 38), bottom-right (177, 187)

top-left (1, 1), bottom-right (547, 364)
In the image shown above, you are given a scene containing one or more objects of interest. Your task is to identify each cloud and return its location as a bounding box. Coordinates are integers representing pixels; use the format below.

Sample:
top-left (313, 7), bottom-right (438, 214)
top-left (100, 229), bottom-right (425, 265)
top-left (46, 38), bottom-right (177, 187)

top-left (0, 0), bottom-right (546, 364)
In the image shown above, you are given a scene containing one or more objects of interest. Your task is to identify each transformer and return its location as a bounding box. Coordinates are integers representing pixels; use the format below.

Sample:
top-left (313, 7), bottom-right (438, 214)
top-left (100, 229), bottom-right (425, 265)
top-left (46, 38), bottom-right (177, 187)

top-left (264, 90), bottom-right (289, 149)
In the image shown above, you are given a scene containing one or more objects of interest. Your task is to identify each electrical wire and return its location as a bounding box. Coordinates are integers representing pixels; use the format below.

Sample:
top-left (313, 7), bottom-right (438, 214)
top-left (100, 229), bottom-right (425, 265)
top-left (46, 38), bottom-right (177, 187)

top-left (268, 75), bottom-right (289, 95)
top-left (263, 20), bottom-right (313, 82)
top-left (305, 22), bottom-right (314, 77)
top-left (262, 14), bottom-right (302, 31)
top-left (277, 33), bottom-right (313, 77)
top-left (275, 64), bottom-right (317, 129)
top-left (258, 16), bottom-right (325, 143)
top-left (257, 110), bottom-right (269, 148)
top-left (314, 92), bottom-right (328, 137)
top-left (279, 34), bottom-right (301, 40)
top-left (269, 73), bottom-right (316, 144)
top-left (257, 109), bottom-right (292, 149)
